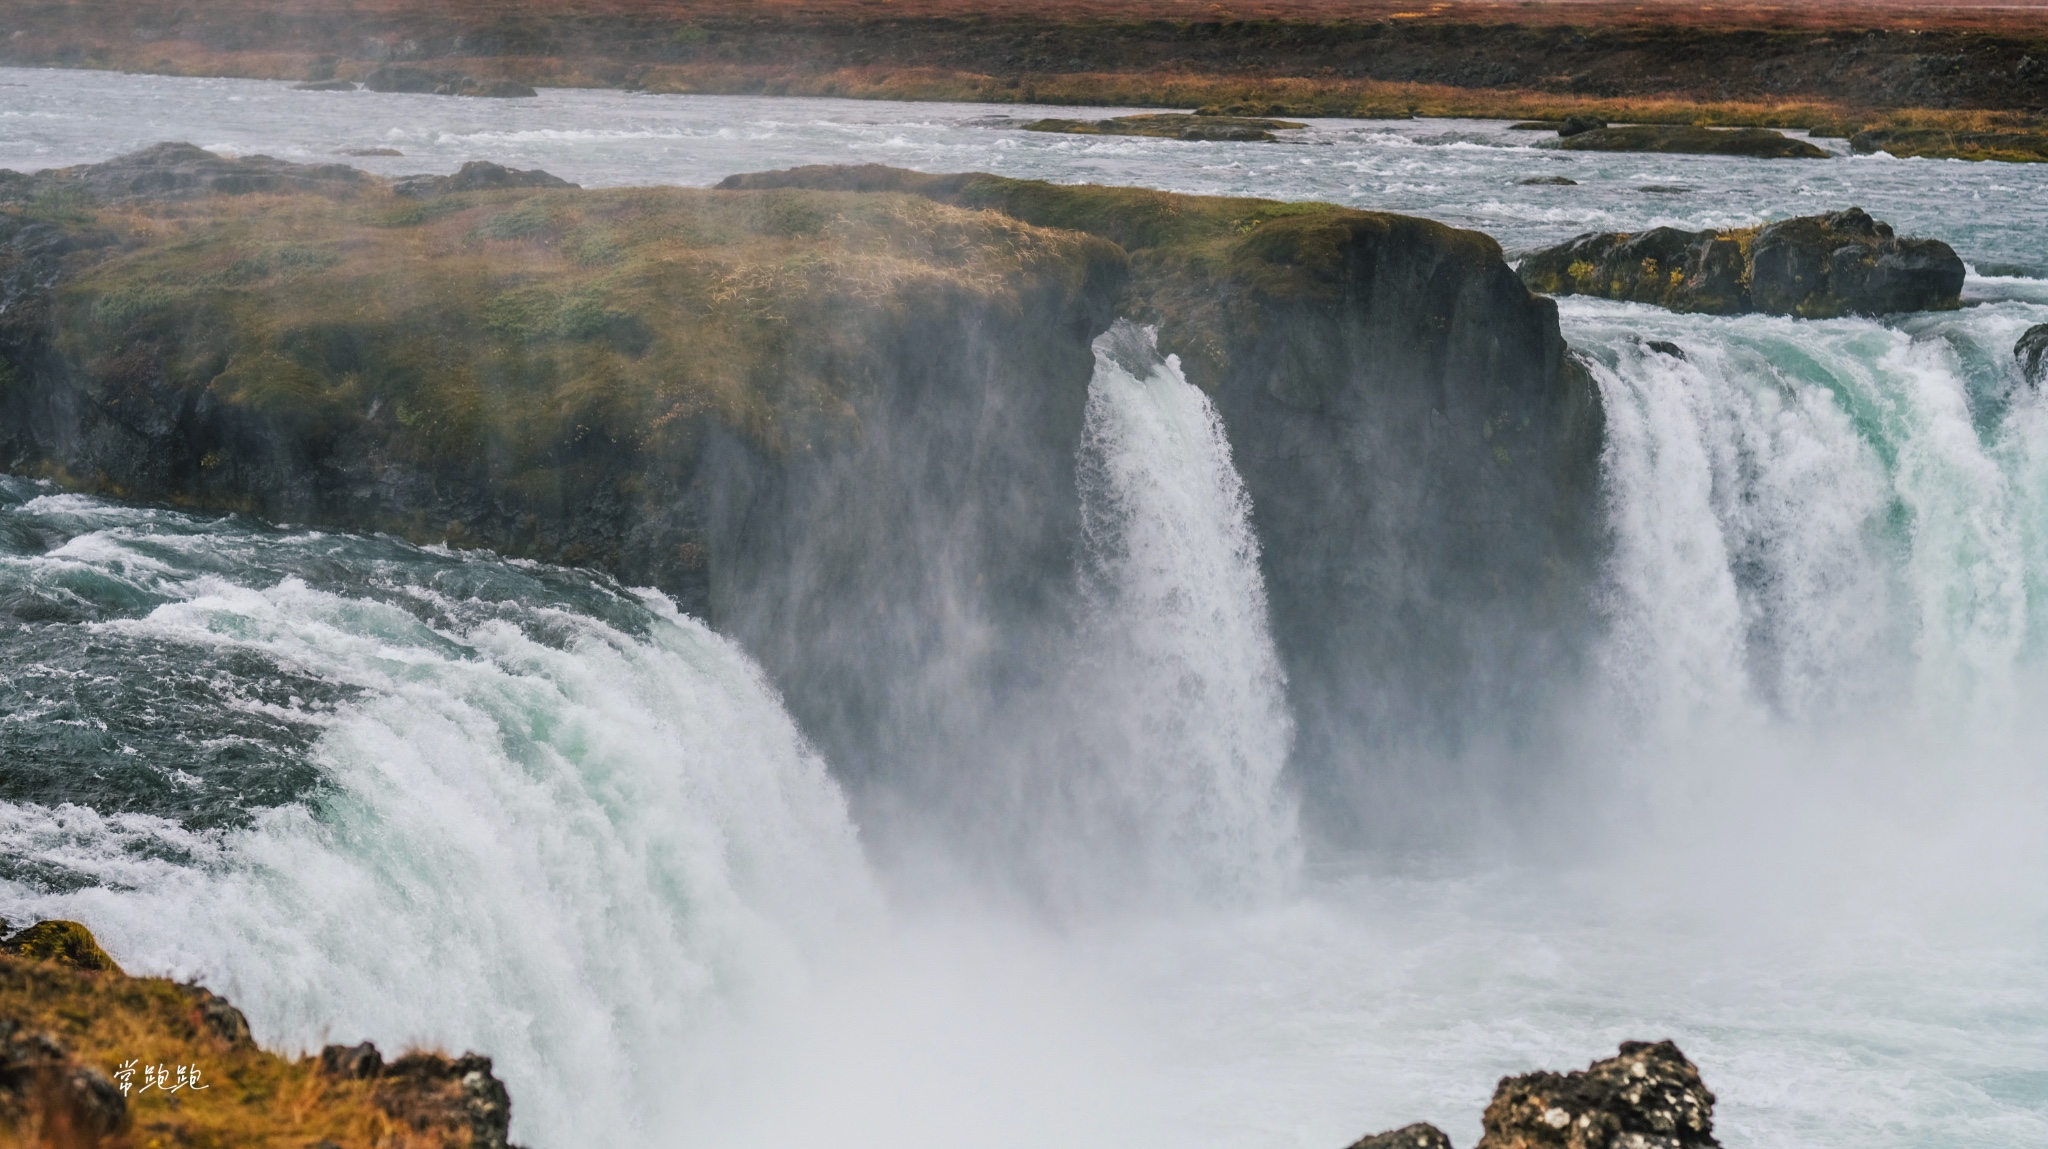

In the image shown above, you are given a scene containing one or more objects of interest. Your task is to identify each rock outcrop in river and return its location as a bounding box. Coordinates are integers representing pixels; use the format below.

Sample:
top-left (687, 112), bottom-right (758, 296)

top-left (1519, 208), bottom-right (1965, 318)
top-left (1346, 1040), bottom-right (1720, 1149)
top-left (2018, 323), bottom-right (2048, 388)
top-left (0, 146), bottom-right (1601, 844)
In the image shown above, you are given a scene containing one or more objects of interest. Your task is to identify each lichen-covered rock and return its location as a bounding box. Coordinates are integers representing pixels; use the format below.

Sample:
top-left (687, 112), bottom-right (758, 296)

top-left (1477, 1040), bottom-right (1719, 1149)
top-left (1549, 125), bottom-right (1829, 159)
top-left (1, 920), bottom-right (124, 974)
top-left (2014, 323), bottom-right (2048, 387)
top-left (391, 160), bottom-right (577, 198)
top-left (1348, 1121), bottom-right (1456, 1149)
top-left (1519, 208), bottom-right (1963, 317)
top-left (1, 141), bottom-right (372, 204)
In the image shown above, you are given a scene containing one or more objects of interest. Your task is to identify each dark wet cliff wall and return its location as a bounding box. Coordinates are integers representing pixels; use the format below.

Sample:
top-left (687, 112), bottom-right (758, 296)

top-left (722, 166), bottom-right (1605, 841)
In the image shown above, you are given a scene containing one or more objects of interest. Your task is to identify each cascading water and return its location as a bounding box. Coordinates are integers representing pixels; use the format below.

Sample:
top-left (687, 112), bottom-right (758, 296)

top-left (0, 483), bottom-right (883, 1147)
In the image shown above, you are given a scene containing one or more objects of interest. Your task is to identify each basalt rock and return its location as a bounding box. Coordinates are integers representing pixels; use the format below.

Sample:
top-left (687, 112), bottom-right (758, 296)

top-left (391, 160), bottom-right (577, 198)
top-left (2015, 323), bottom-right (2048, 387)
top-left (1477, 1040), bottom-right (1719, 1149)
top-left (1519, 208), bottom-right (1964, 318)
top-left (378, 1051), bottom-right (517, 1149)
top-left (1550, 125), bottom-right (1829, 159)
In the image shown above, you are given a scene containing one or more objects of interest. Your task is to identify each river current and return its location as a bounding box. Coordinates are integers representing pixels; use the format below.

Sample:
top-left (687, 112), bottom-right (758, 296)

top-left (2, 68), bottom-right (2046, 1149)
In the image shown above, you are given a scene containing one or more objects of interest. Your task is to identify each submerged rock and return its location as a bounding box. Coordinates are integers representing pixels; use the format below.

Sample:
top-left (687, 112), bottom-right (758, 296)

top-left (1519, 207), bottom-right (1964, 317)
top-left (391, 160), bottom-right (578, 198)
top-left (1476, 1040), bottom-right (1719, 1149)
top-left (1550, 125), bottom-right (1829, 159)
top-left (2019, 323), bottom-right (2048, 386)
top-left (1519, 175), bottom-right (1578, 185)
top-left (1023, 113), bottom-right (1306, 142)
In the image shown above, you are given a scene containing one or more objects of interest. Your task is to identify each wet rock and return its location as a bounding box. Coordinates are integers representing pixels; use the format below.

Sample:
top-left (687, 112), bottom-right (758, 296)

top-left (3, 142), bottom-right (372, 204)
top-left (0, 1019), bottom-right (130, 1142)
top-left (391, 160), bottom-right (578, 198)
top-left (1348, 1122), bottom-right (1456, 1149)
top-left (377, 1052), bottom-right (516, 1149)
top-left (293, 79), bottom-right (358, 91)
top-left (1551, 125), bottom-right (1829, 158)
top-left (1519, 208), bottom-right (1963, 317)
top-left (320, 1040), bottom-right (385, 1079)
top-left (0, 920), bottom-right (124, 973)
top-left (1476, 1040), bottom-right (1718, 1149)
top-left (1557, 114), bottom-right (1607, 138)
top-left (1644, 340), bottom-right (1686, 359)
top-left (1023, 113), bottom-right (1305, 142)
top-left (1519, 175), bottom-right (1578, 185)
top-left (2018, 323), bottom-right (2048, 386)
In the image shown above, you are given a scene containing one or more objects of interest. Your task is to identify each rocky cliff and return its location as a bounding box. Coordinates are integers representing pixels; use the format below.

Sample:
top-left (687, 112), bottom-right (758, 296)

top-left (0, 147), bottom-right (1600, 845)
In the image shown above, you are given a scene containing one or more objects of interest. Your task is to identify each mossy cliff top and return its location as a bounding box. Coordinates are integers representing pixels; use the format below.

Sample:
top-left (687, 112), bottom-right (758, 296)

top-left (1, 919), bottom-right (509, 1148)
top-left (716, 162), bottom-right (1517, 392)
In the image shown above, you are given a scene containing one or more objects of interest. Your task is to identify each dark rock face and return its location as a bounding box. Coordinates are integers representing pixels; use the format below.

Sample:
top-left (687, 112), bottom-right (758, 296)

top-left (1520, 208), bottom-right (1965, 318)
top-left (1477, 1041), bottom-right (1719, 1149)
top-left (320, 1040), bottom-right (385, 1079)
top-left (1023, 113), bottom-right (1307, 142)
top-left (1349, 1122), bottom-right (1456, 1149)
top-left (2014, 323), bottom-right (2048, 387)
top-left (1551, 125), bottom-right (1829, 158)
top-left (179, 984), bottom-right (254, 1047)
top-left (2, 141), bottom-right (371, 204)
top-left (391, 160), bottom-right (577, 198)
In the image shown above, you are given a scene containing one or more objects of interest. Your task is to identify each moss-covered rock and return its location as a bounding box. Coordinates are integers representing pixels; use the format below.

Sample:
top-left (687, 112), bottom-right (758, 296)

top-left (1, 920), bottom-right (513, 1148)
top-left (1551, 124), bottom-right (1830, 158)
top-left (1022, 113), bottom-right (1306, 142)
top-left (1851, 127), bottom-right (2048, 163)
top-left (1, 920), bottom-right (124, 974)
top-left (1519, 208), bottom-right (1963, 317)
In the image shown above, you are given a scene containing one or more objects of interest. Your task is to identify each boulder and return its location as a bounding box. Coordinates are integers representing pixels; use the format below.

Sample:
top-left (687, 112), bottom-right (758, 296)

top-left (1557, 114), bottom-right (1607, 138)
top-left (2015, 323), bottom-right (2048, 387)
top-left (1477, 1040), bottom-right (1718, 1149)
top-left (1519, 208), bottom-right (1964, 317)
top-left (391, 160), bottom-right (578, 198)
top-left (377, 1052), bottom-right (516, 1149)
top-left (0, 1020), bottom-right (130, 1143)
top-left (1347, 1123), bottom-right (1456, 1149)
top-left (320, 1041), bottom-right (385, 1079)
top-left (1551, 125), bottom-right (1829, 158)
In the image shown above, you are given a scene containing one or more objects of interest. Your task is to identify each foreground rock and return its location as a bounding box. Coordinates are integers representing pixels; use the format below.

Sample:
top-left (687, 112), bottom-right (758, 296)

top-left (2, 919), bottom-right (516, 1148)
top-left (1344, 1040), bottom-right (1719, 1149)
top-left (2019, 324), bottom-right (2048, 387)
top-left (392, 160), bottom-right (578, 198)
top-left (1519, 207), bottom-right (1964, 317)
top-left (0, 140), bottom-right (370, 203)
top-left (1023, 113), bottom-right (1307, 142)
top-left (1549, 124), bottom-right (1830, 158)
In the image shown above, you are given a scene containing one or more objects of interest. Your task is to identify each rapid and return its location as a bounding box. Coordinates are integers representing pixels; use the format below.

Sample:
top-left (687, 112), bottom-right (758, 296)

top-left (2, 68), bottom-right (2046, 1149)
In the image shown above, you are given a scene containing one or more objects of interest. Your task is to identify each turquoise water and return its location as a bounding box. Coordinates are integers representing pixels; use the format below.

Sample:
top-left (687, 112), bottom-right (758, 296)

top-left (1, 66), bottom-right (2045, 1149)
